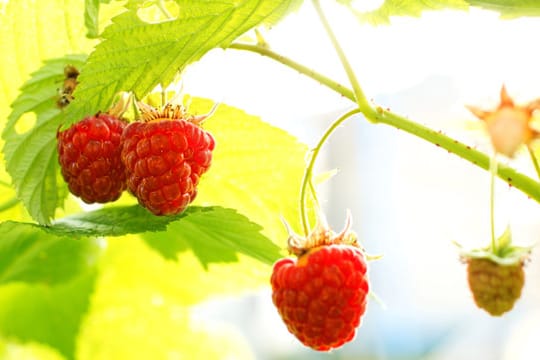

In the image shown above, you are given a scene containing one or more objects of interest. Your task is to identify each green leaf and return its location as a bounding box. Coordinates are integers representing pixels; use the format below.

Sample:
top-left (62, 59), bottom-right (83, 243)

top-left (346, 0), bottom-right (469, 25)
top-left (466, 0), bottom-right (540, 18)
top-left (84, 0), bottom-right (114, 38)
top-left (77, 236), bottom-right (259, 359)
top-left (66, 0), bottom-right (301, 124)
top-left (0, 221), bottom-right (100, 285)
top-left (50, 204), bottom-right (186, 237)
top-left (0, 270), bottom-right (97, 360)
top-left (2, 55), bottom-right (87, 224)
top-left (143, 206), bottom-right (282, 267)
top-left (85, 0), bottom-right (101, 38)
top-left (46, 204), bottom-right (281, 267)
top-left (191, 99), bottom-right (307, 246)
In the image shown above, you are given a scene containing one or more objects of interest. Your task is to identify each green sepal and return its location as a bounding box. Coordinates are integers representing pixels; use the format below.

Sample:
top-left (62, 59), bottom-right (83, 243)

top-left (455, 227), bottom-right (533, 266)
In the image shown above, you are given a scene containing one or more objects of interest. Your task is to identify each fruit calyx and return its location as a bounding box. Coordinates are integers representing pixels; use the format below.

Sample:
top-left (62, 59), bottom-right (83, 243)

top-left (467, 85), bottom-right (540, 157)
top-left (285, 211), bottom-right (360, 257)
top-left (137, 101), bottom-right (216, 125)
top-left (457, 227), bottom-right (532, 267)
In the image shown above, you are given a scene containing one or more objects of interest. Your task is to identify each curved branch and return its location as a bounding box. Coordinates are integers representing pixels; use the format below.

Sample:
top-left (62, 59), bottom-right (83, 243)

top-left (227, 43), bottom-right (540, 203)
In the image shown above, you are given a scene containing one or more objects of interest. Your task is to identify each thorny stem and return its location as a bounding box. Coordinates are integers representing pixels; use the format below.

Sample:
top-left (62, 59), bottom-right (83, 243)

top-left (489, 153), bottom-right (498, 252)
top-left (528, 145), bottom-right (540, 181)
top-left (311, 0), bottom-right (371, 111)
top-left (227, 43), bottom-right (355, 99)
top-left (227, 43), bottom-right (540, 204)
top-left (300, 108), bottom-right (362, 236)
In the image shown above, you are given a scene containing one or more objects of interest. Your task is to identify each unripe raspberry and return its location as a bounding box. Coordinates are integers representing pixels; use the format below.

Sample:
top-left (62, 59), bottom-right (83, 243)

top-left (458, 228), bottom-right (531, 317)
top-left (467, 258), bottom-right (525, 316)
top-left (57, 113), bottom-right (127, 203)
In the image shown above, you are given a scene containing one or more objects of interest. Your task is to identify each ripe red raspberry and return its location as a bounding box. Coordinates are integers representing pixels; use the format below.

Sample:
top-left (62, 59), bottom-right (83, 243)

top-left (271, 215), bottom-right (369, 351)
top-left (121, 103), bottom-right (215, 216)
top-left (57, 113), bottom-right (127, 203)
top-left (466, 258), bottom-right (525, 316)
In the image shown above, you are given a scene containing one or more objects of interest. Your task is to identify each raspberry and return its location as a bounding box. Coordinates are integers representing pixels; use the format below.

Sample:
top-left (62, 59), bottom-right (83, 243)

top-left (466, 258), bottom-right (525, 316)
top-left (57, 113), bottom-right (127, 203)
top-left (271, 215), bottom-right (369, 351)
top-left (121, 103), bottom-right (215, 216)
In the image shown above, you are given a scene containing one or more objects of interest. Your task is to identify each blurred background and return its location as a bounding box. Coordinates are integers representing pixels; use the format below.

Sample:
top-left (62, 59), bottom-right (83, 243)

top-left (182, 2), bottom-right (540, 359)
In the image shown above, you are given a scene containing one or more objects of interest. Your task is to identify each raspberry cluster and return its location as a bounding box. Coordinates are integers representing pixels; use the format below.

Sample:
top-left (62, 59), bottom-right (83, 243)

top-left (57, 104), bottom-right (215, 215)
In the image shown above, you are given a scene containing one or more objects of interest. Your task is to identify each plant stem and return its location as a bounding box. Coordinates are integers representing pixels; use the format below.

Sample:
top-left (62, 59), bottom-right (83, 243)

top-left (489, 153), bottom-right (497, 252)
top-left (311, 0), bottom-right (370, 111)
top-left (227, 43), bottom-right (540, 204)
top-left (227, 43), bottom-right (355, 100)
top-left (300, 108), bottom-right (362, 236)
top-left (528, 145), bottom-right (540, 180)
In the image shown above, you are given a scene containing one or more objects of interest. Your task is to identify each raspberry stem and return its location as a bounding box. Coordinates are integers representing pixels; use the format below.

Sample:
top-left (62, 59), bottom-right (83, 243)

top-left (227, 43), bottom-right (540, 205)
top-left (489, 152), bottom-right (498, 253)
top-left (300, 108), bottom-right (361, 236)
top-left (311, 0), bottom-right (370, 112)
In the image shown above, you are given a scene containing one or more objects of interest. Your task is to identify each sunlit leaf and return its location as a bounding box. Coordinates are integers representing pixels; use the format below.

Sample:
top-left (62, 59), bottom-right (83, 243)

top-left (342, 0), bottom-right (468, 25)
top-left (77, 236), bottom-right (255, 360)
top-left (0, 221), bottom-right (100, 285)
top-left (143, 206), bottom-right (282, 267)
top-left (66, 0), bottom-right (301, 124)
top-left (2, 55), bottom-right (87, 224)
top-left (0, 337), bottom-right (65, 360)
top-left (0, 0), bottom-right (96, 128)
top-left (0, 271), bottom-right (97, 360)
top-left (191, 99), bottom-right (307, 247)
top-left (50, 204), bottom-right (183, 237)
top-left (344, 0), bottom-right (540, 24)
top-left (466, 0), bottom-right (540, 18)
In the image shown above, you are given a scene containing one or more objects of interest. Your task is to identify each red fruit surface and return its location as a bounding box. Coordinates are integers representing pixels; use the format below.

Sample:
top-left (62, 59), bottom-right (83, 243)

top-left (121, 118), bottom-right (215, 216)
top-left (57, 113), bottom-right (127, 203)
top-left (271, 244), bottom-right (369, 351)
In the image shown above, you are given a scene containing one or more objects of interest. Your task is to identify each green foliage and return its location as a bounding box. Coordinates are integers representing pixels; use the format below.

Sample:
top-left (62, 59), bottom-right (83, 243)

top-left (345, 0), bottom-right (540, 24)
top-left (50, 205), bottom-right (184, 237)
top-left (2, 55), bottom-right (87, 225)
top-left (84, 0), bottom-right (112, 38)
top-left (467, 0), bottom-right (540, 18)
top-left (0, 271), bottom-right (96, 360)
top-left (143, 206), bottom-right (282, 267)
top-left (0, 221), bottom-right (100, 285)
top-left (5, 0), bottom-right (540, 358)
top-left (192, 99), bottom-right (307, 243)
top-left (67, 0), bottom-right (301, 124)
top-left (343, 0), bottom-right (468, 25)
